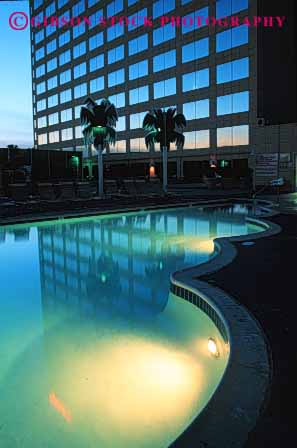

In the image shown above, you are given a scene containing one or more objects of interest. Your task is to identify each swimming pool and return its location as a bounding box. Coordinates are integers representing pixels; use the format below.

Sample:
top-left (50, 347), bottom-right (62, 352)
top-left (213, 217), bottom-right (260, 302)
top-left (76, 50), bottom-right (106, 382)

top-left (0, 205), bottom-right (263, 447)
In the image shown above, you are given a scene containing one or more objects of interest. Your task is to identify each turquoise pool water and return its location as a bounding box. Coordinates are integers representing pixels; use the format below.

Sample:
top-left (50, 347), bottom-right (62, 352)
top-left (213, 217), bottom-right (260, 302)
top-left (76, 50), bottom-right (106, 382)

top-left (0, 205), bottom-right (262, 447)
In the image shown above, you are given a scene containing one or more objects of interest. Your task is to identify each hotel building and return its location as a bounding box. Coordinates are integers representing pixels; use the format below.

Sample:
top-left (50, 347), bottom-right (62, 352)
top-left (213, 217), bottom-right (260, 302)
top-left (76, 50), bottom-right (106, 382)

top-left (30, 0), bottom-right (297, 188)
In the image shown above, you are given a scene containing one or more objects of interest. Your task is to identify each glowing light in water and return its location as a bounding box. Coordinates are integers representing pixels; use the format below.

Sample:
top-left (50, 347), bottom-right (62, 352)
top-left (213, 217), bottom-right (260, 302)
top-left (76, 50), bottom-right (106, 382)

top-left (208, 338), bottom-right (220, 358)
top-left (49, 392), bottom-right (72, 423)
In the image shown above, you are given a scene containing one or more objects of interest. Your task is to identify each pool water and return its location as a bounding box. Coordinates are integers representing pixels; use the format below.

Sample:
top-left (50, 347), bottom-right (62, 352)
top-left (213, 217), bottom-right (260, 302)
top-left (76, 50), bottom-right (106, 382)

top-left (0, 206), bottom-right (262, 447)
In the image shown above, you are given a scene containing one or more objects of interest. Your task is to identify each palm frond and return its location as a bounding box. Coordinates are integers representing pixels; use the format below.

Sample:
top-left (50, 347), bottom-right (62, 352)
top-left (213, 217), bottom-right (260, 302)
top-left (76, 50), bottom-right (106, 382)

top-left (174, 113), bottom-right (187, 129)
top-left (143, 112), bottom-right (157, 130)
top-left (80, 106), bottom-right (95, 127)
top-left (105, 103), bottom-right (118, 128)
top-left (144, 129), bottom-right (158, 148)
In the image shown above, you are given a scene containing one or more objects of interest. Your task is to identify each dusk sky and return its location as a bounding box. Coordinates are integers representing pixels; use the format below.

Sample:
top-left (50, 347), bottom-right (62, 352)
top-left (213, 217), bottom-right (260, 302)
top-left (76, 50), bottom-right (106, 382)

top-left (0, 1), bottom-right (33, 148)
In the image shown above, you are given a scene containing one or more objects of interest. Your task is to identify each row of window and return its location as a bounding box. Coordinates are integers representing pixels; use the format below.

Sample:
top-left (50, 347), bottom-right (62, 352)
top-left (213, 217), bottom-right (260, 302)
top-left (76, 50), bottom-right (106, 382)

top-left (36, 57), bottom-right (249, 100)
top-left (37, 124), bottom-right (249, 149)
top-left (35, 16), bottom-right (248, 56)
top-left (37, 72), bottom-right (249, 112)
top-left (34, 27), bottom-right (249, 80)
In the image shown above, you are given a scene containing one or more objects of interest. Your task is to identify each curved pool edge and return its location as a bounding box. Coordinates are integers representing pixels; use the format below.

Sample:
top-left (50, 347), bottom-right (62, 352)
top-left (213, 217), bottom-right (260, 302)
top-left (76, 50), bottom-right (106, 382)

top-left (169, 215), bottom-right (281, 447)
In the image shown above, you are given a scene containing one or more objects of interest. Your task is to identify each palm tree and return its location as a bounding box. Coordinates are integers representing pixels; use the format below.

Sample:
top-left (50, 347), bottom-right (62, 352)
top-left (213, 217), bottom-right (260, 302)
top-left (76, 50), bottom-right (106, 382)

top-left (143, 108), bottom-right (186, 194)
top-left (80, 97), bottom-right (118, 198)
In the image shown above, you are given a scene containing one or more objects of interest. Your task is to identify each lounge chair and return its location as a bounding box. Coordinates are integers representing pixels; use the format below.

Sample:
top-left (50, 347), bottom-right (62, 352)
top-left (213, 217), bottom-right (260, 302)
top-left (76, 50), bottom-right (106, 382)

top-left (76, 182), bottom-right (94, 199)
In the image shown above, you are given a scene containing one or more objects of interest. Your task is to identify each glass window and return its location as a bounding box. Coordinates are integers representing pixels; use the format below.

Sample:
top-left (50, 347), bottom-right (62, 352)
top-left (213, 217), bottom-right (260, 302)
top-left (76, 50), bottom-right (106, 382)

top-left (61, 128), bottom-right (73, 141)
top-left (61, 108), bottom-right (72, 122)
top-left (49, 131), bottom-right (59, 143)
top-left (90, 76), bottom-right (104, 93)
top-left (74, 62), bottom-right (86, 79)
top-left (130, 111), bottom-right (146, 129)
top-left (74, 83), bottom-right (87, 98)
top-left (38, 133), bottom-right (47, 145)
top-left (109, 140), bottom-right (126, 153)
top-left (72, 0), bottom-right (85, 16)
top-left (153, 0), bottom-right (175, 18)
top-left (58, 0), bottom-right (69, 8)
top-left (75, 105), bottom-right (81, 119)
top-left (184, 130), bottom-right (210, 149)
top-left (60, 88), bottom-right (72, 103)
top-left (73, 41), bottom-right (86, 59)
top-left (75, 126), bottom-right (83, 139)
top-left (154, 78), bottom-right (176, 99)
top-left (183, 99), bottom-right (210, 120)
top-left (37, 116), bottom-right (47, 128)
top-left (182, 37), bottom-right (209, 63)
top-left (129, 86), bottom-right (149, 105)
top-left (60, 69), bottom-right (71, 84)
top-left (48, 112), bottom-right (59, 125)
top-left (108, 44), bottom-right (124, 64)
top-left (216, 25), bottom-right (248, 52)
top-left (217, 124), bottom-right (249, 146)
top-left (217, 91), bottom-right (249, 115)
top-left (128, 0), bottom-right (138, 5)
top-left (217, 57), bottom-right (249, 83)
top-left (107, 0), bottom-right (123, 16)
top-left (47, 57), bottom-right (57, 72)
top-left (130, 137), bottom-right (148, 152)
top-left (48, 94), bottom-right (58, 108)
top-left (107, 23), bottom-right (124, 42)
top-left (129, 60), bottom-right (148, 80)
top-left (35, 29), bottom-right (44, 44)
top-left (59, 50), bottom-right (71, 66)
top-left (36, 64), bottom-right (45, 78)
top-left (216, 0), bottom-right (248, 18)
top-left (90, 54), bottom-right (104, 72)
top-left (36, 99), bottom-right (45, 112)
top-left (89, 32), bottom-right (104, 51)
top-left (182, 68), bottom-right (209, 92)
top-left (89, 9), bottom-right (103, 29)
top-left (73, 23), bottom-right (85, 39)
top-left (182, 7), bottom-right (208, 34)
top-left (153, 23), bottom-right (175, 46)
top-left (117, 116), bottom-right (126, 131)
top-left (108, 68), bottom-right (125, 87)
top-left (128, 34), bottom-right (148, 56)
top-left (46, 1), bottom-right (55, 15)
top-left (109, 92), bottom-right (125, 108)
top-left (36, 47), bottom-right (45, 61)
top-left (88, 0), bottom-right (99, 6)
top-left (128, 8), bottom-right (147, 31)
top-left (59, 30), bottom-right (70, 47)
top-left (153, 50), bottom-right (176, 73)
top-left (46, 38), bottom-right (57, 54)
top-left (47, 75), bottom-right (58, 90)
top-left (36, 81), bottom-right (45, 95)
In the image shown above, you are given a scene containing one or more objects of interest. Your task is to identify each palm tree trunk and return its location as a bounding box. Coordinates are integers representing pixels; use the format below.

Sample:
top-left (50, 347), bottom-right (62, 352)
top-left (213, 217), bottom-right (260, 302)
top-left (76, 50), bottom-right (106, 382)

top-left (162, 146), bottom-right (168, 194)
top-left (96, 144), bottom-right (104, 198)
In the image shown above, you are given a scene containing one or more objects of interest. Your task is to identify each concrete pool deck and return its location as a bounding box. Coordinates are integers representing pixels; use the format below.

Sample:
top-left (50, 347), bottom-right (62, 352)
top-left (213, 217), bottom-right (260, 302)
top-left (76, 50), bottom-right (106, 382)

top-left (197, 212), bottom-right (294, 447)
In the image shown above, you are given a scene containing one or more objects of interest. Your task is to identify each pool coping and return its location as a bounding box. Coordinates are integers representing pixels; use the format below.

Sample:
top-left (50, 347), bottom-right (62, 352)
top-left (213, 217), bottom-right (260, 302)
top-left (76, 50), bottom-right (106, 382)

top-left (169, 212), bottom-right (281, 447)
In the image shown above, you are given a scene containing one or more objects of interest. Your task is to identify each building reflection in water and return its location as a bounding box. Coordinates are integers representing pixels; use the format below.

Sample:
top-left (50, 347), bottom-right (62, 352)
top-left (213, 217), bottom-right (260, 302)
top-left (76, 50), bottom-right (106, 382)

top-left (37, 207), bottom-right (249, 322)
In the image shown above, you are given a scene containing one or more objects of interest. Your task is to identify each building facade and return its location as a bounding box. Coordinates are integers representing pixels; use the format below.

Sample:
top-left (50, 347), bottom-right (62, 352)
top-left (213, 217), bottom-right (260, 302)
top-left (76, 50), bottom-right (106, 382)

top-left (30, 0), bottom-right (297, 188)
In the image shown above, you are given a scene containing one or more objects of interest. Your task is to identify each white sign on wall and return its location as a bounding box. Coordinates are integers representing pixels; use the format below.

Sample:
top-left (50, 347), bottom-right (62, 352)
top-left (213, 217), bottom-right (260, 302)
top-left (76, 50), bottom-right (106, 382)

top-left (255, 154), bottom-right (278, 184)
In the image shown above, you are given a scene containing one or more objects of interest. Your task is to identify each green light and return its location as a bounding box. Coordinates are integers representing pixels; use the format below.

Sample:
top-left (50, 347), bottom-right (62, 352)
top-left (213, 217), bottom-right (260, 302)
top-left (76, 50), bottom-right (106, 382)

top-left (71, 155), bottom-right (79, 167)
top-left (101, 273), bottom-right (107, 283)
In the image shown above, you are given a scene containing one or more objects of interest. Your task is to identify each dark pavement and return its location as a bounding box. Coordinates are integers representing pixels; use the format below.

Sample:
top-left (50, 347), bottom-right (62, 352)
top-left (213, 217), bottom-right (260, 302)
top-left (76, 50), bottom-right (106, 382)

top-left (201, 213), bottom-right (295, 446)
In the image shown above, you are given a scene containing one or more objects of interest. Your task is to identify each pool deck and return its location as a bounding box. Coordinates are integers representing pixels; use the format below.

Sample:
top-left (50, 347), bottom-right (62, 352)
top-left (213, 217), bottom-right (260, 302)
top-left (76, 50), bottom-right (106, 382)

top-left (198, 211), bottom-right (293, 447)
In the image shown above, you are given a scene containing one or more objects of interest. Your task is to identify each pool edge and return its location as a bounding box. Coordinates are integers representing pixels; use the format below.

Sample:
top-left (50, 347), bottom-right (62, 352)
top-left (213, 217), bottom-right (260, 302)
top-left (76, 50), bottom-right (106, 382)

top-left (169, 214), bottom-right (281, 448)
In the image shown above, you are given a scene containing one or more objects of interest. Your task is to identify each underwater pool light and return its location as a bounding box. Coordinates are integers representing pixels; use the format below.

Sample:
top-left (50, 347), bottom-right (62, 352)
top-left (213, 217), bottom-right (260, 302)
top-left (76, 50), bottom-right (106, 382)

top-left (208, 338), bottom-right (220, 358)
